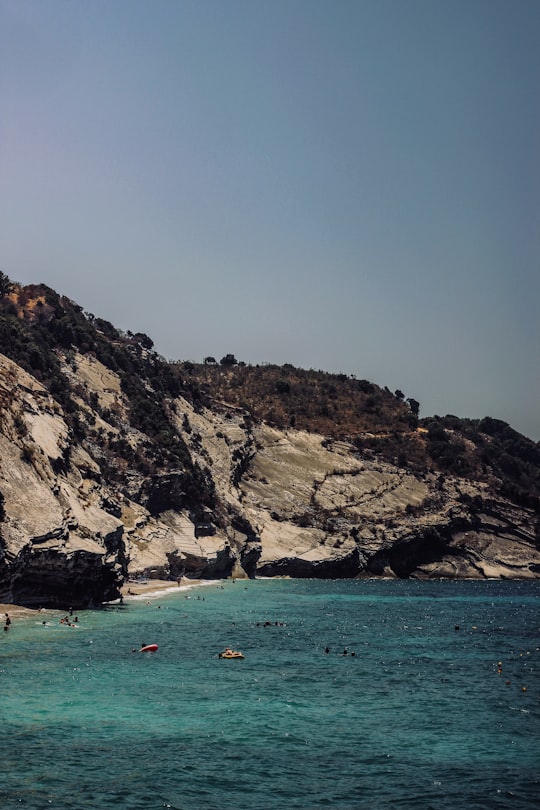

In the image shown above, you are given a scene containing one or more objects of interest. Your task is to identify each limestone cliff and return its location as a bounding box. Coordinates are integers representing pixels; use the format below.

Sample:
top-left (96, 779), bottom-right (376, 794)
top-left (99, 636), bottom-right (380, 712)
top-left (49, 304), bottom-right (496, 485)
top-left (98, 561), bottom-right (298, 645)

top-left (0, 282), bottom-right (539, 608)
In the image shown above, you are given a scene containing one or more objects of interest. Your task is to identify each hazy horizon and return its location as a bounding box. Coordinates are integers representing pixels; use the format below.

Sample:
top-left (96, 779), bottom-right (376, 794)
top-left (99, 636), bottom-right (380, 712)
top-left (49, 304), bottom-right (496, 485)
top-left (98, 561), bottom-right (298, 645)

top-left (1, 0), bottom-right (539, 440)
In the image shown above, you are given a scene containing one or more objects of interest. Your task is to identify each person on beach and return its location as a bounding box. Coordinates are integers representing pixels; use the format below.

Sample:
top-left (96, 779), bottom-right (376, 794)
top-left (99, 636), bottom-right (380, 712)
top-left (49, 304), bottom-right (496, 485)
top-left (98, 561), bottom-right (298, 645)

top-left (4, 613), bottom-right (11, 631)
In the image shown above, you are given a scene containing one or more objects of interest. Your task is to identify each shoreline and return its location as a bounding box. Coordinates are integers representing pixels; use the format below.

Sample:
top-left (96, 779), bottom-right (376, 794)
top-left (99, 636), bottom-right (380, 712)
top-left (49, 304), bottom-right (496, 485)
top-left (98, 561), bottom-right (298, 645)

top-left (119, 578), bottom-right (218, 601)
top-left (0, 578), bottom-right (222, 622)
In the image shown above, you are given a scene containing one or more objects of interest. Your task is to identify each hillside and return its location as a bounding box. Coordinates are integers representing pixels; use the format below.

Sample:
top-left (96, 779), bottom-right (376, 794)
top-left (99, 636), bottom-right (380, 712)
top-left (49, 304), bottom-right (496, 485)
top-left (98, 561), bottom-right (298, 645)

top-left (181, 360), bottom-right (540, 511)
top-left (0, 277), bottom-right (539, 607)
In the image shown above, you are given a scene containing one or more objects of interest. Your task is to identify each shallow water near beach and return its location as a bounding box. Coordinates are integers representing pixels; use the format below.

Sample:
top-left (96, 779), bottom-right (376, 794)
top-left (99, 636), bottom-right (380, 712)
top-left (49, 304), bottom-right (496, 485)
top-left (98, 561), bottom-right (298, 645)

top-left (1, 579), bottom-right (538, 809)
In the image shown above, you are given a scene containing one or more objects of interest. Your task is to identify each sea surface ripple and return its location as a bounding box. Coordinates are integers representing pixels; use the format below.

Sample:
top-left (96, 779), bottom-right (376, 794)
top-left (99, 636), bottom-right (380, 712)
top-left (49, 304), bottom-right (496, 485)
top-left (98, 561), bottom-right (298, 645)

top-left (1, 579), bottom-right (538, 809)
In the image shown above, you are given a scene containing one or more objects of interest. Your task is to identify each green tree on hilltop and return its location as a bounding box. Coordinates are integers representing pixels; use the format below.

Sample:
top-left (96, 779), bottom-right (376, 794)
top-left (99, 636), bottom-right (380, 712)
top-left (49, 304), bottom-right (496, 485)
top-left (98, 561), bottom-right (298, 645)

top-left (407, 397), bottom-right (420, 416)
top-left (0, 271), bottom-right (14, 298)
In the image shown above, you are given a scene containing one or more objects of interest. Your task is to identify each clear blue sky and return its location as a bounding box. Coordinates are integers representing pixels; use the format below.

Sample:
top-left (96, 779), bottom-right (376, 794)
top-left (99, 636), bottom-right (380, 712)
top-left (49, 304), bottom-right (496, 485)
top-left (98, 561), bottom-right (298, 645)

top-left (1, 0), bottom-right (539, 440)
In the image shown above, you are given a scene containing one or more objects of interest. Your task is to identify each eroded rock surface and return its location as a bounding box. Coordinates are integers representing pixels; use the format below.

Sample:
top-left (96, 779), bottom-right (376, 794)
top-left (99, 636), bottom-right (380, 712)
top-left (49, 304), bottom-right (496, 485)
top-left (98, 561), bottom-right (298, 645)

top-left (1, 345), bottom-right (539, 610)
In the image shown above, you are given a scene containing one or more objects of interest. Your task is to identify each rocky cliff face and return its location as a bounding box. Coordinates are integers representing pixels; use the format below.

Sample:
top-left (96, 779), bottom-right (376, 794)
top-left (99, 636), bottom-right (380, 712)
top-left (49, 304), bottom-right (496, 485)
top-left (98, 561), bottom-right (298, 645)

top-left (0, 349), bottom-right (538, 609)
top-left (0, 350), bottom-right (244, 607)
top-left (0, 356), bottom-right (123, 606)
top-left (0, 283), bottom-right (539, 607)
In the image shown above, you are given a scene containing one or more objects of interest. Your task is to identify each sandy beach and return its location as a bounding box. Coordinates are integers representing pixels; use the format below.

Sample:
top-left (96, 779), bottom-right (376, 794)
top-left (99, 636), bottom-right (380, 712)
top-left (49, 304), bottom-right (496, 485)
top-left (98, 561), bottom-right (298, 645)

top-left (120, 577), bottom-right (217, 601)
top-left (0, 604), bottom-right (37, 620)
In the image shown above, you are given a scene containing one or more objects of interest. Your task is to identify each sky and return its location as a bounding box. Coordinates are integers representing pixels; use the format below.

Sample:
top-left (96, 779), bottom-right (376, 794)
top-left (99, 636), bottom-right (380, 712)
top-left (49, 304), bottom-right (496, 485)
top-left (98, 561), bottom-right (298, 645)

top-left (1, 0), bottom-right (539, 440)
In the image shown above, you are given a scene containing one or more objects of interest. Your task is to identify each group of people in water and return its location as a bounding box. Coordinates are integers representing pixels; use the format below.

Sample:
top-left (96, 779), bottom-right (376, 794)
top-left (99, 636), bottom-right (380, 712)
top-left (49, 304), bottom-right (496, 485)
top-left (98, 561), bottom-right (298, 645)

top-left (59, 606), bottom-right (78, 627)
top-left (59, 615), bottom-right (78, 627)
top-left (4, 610), bottom-right (79, 632)
top-left (256, 620), bottom-right (286, 627)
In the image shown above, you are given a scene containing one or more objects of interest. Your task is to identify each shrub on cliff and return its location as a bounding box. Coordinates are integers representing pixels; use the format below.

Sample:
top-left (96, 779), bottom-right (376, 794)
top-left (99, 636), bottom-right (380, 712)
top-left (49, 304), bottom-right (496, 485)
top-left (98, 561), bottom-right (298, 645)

top-left (0, 271), bottom-right (14, 298)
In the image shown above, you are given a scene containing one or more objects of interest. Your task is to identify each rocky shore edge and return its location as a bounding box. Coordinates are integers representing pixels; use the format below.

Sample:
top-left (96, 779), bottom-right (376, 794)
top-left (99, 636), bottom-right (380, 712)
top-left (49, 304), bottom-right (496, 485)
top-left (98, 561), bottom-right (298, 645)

top-left (0, 578), bottom-right (214, 624)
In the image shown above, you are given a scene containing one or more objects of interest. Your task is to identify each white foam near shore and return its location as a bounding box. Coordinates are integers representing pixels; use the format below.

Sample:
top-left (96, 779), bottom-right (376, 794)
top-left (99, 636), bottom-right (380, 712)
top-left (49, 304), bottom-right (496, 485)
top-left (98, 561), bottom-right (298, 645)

top-left (119, 578), bottom-right (219, 602)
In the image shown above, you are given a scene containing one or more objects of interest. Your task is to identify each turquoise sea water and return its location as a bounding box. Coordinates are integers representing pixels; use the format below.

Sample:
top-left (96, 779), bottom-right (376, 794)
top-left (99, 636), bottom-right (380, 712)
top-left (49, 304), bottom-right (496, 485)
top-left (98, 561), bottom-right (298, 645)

top-left (1, 579), bottom-right (538, 809)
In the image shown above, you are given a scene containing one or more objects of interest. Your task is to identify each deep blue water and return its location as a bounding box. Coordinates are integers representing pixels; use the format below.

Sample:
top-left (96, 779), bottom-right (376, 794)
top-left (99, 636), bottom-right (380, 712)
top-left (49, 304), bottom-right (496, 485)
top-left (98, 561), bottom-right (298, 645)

top-left (1, 579), bottom-right (538, 809)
